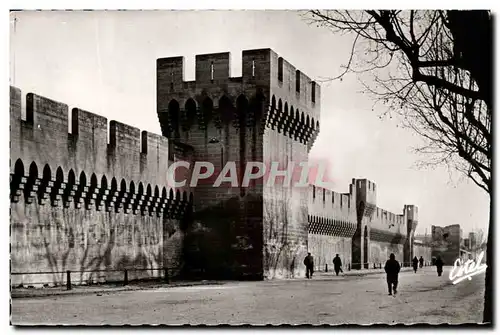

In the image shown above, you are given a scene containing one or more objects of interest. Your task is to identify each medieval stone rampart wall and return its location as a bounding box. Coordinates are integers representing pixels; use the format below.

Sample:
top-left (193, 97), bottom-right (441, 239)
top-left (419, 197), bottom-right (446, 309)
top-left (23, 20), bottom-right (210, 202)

top-left (10, 87), bottom-right (191, 287)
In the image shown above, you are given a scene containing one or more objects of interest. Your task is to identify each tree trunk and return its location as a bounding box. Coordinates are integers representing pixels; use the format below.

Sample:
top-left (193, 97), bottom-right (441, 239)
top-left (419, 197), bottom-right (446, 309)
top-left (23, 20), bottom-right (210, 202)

top-left (483, 194), bottom-right (492, 324)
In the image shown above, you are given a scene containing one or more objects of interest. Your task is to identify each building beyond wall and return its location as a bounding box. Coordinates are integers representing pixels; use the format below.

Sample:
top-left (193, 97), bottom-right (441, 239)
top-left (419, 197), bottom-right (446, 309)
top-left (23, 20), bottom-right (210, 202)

top-left (431, 224), bottom-right (462, 265)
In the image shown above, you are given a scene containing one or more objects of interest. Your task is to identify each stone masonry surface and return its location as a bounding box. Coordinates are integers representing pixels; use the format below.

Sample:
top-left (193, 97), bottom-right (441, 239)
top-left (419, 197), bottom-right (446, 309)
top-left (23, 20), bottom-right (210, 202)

top-left (10, 48), bottom-right (429, 286)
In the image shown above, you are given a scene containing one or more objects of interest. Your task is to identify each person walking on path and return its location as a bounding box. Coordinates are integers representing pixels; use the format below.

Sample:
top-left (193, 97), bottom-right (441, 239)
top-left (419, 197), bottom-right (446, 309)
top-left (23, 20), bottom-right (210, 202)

top-left (412, 256), bottom-right (419, 273)
top-left (435, 255), bottom-right (444, 277)
top-left (332, 254), bottom-right (343, 276)
top-left (304, 252), bottom-right (314, 279)
top-left (384, 253), bottom-right (401, 296)
top-left (419, 256), bottom-right (424, 268)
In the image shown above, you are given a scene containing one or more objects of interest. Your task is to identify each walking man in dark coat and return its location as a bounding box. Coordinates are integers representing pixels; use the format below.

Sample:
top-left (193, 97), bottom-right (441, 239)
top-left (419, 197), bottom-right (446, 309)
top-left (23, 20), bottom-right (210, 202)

top-left (333, 254), bottom-right (343, 276)
top-left (419, 256), bottom-right (424, 268)
top-left (412, 256), bottom-right (419, 273)
top-left (304, 252), bottom-right (314, 279)
top-left (384, 253), bottom-right (401, 295)
top-left (435, 255), bottom-right (444, 276)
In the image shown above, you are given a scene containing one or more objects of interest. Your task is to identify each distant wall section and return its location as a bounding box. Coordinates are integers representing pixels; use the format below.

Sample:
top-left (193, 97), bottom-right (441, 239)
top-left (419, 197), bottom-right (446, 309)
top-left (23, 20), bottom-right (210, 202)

top-left (307, 184), bottom-right (357, 270)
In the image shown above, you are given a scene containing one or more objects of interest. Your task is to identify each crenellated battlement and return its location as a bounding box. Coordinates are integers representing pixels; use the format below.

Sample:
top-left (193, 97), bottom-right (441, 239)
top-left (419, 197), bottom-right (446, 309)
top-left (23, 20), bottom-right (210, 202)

top-left (308, 183), bottom-right (356, 219)
top-left (354, 178), bottom-right (377, 214)
top-left (306, 177), bottom-right (418, 269)
top-left (370, 207), bottom-right (407, 242)
top-left (373, 208), bottom-right (405, 228)
top-left (10, 39), bottom-right (423, 282)
top-left (157, 49), bottom-right (321, 149)
top-left (307, 181), bottom-right (357, 238)
top-left (307, 177), bottom-right (416, 243)
top-left (156, 49), bottom-right (319, 101)
top-left (352, 177), bottom-right (411, 238)
top-left (10, 86), bottom-right (195, 287)
top-left (10, 86), bottom-right (176, 190)
top-left (9, 86), bottom-right (196, 218)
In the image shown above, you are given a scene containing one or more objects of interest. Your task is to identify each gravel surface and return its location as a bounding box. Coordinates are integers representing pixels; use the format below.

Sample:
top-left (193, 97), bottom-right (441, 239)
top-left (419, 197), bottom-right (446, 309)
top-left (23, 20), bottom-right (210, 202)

top-left (11, 266), bottom-right (485, 325)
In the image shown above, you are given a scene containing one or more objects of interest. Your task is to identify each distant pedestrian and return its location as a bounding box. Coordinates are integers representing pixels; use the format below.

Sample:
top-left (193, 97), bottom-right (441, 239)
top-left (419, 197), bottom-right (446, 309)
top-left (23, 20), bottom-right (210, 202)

top-left (435, 256), bottom-right (444, 277)
top-left (304, 252), bottom-right (314, 279)
top-left (419, 256), bottom-right (424, 268)
top-left (384, 253), bottom-right (401, 296)
top-left (412, 256), bottom-right (419, 273)
top-left (332, 254), bottom-right (343, 276)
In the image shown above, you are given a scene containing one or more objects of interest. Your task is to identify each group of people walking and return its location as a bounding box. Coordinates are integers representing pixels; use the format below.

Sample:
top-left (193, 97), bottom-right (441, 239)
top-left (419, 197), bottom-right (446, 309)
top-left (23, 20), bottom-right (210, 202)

top-left (386, 254), bottom-right (444, 295)
top-left (410, 255), bottom-right (444, 275)
top-left (303, 253), bottom-right (343, 279)
top-left (304, 252), bottom-right (446, 296)
top-left (411, 256), bottom-right (425, 273)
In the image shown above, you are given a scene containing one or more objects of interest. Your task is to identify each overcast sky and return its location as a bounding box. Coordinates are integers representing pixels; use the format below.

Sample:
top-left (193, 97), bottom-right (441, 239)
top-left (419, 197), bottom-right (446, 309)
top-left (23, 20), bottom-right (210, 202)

top-left (9, 10), bottom-right (489, 236)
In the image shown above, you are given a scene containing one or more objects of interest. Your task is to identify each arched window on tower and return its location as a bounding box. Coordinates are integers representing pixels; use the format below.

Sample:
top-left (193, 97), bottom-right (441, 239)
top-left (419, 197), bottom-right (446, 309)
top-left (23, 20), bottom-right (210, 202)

top-left (236, 95), bottom-right (248, 128)
top-left (184, 98), bottom-right (197, 131)
top-left (219, 95), bottom-right (234, 124)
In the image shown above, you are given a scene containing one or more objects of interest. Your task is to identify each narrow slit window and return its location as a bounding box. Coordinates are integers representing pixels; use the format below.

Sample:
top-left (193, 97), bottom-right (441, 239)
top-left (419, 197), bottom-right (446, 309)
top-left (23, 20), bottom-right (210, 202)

top-left (311, 81), bottom-right (316, 103)
top-left (210, 62), bottom-right (214, 81)
top-left (278, 57), bottom-right (283, 82)
top-left (295, 70), bottom-right (300, 93)
top-left (313, 185), bottom-right (315, 199)
top-left (252, 60), bottom-right (255, 77)
top-left (141, 131), bottom-right (148, 154)
top-left (323, 189), bottom-right (325, 203)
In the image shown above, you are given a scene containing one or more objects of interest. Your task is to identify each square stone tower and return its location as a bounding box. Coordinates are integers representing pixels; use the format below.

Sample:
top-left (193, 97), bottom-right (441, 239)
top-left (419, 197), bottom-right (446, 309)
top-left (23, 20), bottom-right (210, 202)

top-left (352, 179), bottom-right (377, 269)
top-left (403, 204), bottom-right (419, 263)
top-left (157, 49), bottom-right (321, 279)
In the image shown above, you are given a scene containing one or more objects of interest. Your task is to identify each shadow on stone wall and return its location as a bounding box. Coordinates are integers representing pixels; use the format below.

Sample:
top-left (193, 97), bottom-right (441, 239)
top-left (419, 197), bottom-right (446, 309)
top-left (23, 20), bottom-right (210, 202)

top-left (41, 222), bottom-right (164, 285)
top-left (181, 194), bottom-right (263, 281)
top-left (263, 195), bottom-right (307, 279)
top-left (11, 201), bottom-right (174, 287)
top-left (13, 191), bottom-right (269, 285)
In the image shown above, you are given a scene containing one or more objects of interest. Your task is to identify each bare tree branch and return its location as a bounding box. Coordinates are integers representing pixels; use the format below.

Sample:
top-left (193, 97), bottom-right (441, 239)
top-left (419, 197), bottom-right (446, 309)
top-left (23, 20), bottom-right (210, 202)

top-left (304, 9), bottom-right (491, 195)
